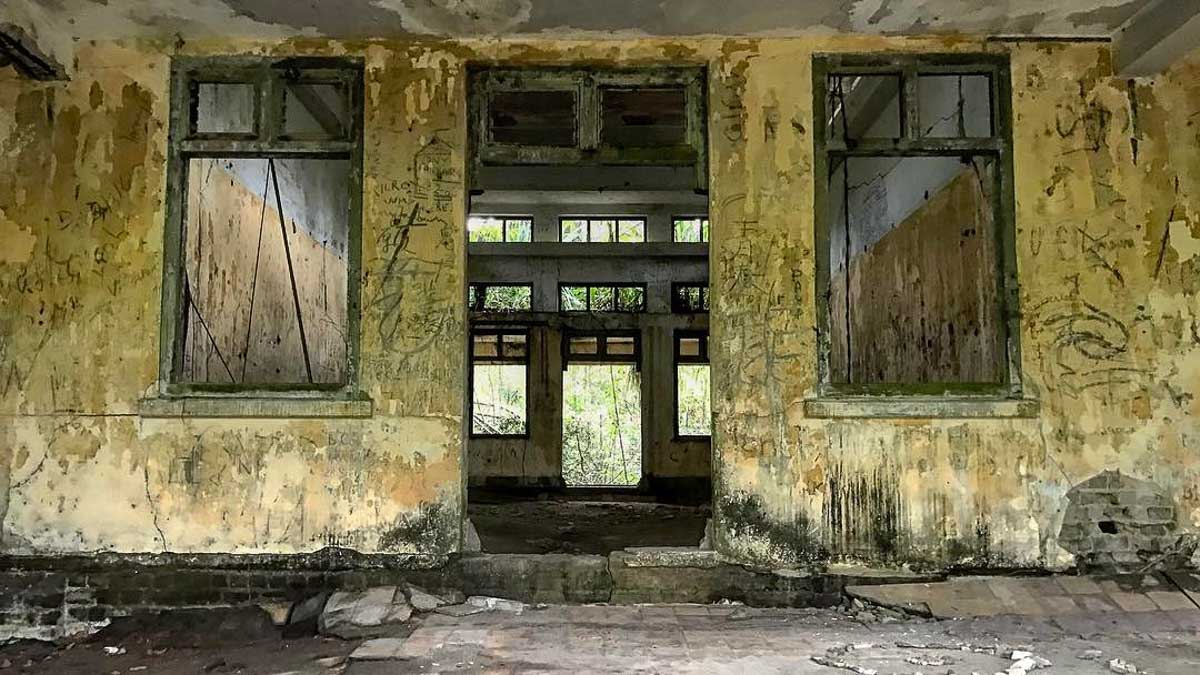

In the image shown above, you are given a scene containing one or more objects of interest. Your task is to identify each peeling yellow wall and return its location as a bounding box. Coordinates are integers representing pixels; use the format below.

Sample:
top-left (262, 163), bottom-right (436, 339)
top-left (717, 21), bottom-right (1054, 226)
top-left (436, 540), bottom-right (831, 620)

top-left (1, 35), bottom-right (1198, 568)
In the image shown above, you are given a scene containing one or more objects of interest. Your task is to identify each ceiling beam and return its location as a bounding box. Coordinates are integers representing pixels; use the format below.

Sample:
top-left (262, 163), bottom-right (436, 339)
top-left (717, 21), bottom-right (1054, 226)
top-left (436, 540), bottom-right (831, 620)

top-left (1113, 0), bottom-right (1200, 77)
top-left (0, 24), bottom-right (65, 80)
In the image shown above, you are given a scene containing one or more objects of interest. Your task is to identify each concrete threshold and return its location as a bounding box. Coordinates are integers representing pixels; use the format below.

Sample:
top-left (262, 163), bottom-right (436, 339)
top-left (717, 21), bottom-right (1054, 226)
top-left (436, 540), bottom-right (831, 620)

top-left (457, 548), bottom-right (941, 607)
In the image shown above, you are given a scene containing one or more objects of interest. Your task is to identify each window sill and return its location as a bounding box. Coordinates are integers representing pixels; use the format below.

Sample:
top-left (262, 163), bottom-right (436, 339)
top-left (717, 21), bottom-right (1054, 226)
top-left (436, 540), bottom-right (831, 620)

top-left (138, 396), bottom-right (374, 419)
top-left (804, 397), bottom-right (1038, 419)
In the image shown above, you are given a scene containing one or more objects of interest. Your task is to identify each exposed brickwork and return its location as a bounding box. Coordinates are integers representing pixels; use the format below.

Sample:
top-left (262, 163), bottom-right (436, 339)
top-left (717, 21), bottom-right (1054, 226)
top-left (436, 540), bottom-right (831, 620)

top-left (1059, 471), bottom-right (1188, 573)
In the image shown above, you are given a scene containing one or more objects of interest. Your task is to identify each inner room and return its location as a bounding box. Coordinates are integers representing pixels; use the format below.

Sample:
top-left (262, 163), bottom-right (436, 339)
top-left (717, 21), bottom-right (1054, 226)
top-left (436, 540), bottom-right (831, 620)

top-left (464, 66), bottom-right (713, 554)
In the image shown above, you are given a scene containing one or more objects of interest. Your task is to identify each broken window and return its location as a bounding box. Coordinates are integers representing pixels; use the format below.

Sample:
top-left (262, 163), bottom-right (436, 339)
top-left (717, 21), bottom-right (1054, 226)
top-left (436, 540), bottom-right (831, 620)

top-left (468, 216), bottom-right (533, 243)
top-left (672, 217), bottom-right (709, 243)
top-left (674, 331), bottom-right (710, 438)
top-left (489, 89), bottom-right (577, 147)
top-left (560, 217), bottom-right (646, 243)
top-left (815, 54), bottom-right (1017, 393)
top-left (671, 283), bottom-right (710, 313)
top-left (468, 284), bottom-right (533, 312)
top-left (601, 87), bottom-right (688, 148)
top-left (471, 330), bottom-right (529, 436)
top-left (163, 57), bottom-right (363, 391)
top-left (559, 284), bottom-right (646, 313)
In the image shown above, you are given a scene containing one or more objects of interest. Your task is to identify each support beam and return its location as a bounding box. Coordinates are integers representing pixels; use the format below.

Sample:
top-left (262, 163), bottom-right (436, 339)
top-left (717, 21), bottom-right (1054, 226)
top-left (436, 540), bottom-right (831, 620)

top-left (1113, 0), bottom-right (1200, 77)
top-left (0, 24), bottom-right (65, 80)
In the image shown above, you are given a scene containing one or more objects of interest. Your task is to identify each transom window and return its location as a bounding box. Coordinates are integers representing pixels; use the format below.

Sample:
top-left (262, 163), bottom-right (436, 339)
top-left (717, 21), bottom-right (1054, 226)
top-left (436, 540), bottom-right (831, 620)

top-left (813, 54), bottom-right (1018, 395)
top-left (565, 332), bottom-right (640, 364)
top-left (468, 283), bottom-right (533, 312)
top-left (468, 215), bottom-right (533, 243)
top-left (560, 217), bottom-right (646, 243)
top-left (160, 56), bottom-right (363, 393)
top-left (559, 284), bottom-right (646, 313)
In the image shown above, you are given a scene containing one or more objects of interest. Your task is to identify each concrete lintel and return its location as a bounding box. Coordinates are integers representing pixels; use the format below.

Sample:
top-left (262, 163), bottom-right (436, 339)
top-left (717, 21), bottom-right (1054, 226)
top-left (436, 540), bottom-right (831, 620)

top-left (804, 397), bottom-right (1039, 419)
top-left (1113, 0), bottom-right (1200, 77)
top-left (138, 396), bottom-right (374, 419)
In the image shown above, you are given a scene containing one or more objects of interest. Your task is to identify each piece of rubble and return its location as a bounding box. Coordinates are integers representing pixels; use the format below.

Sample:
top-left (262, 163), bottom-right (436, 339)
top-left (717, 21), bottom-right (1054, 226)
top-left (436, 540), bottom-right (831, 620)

top-left (319, 587), bottom-right (412, 639)
top-left (906, 655), bottom-right (953, 667)
top-left (809, 655), bottom-right (877, 675)
top-left (257, 601), bottom-right (292, 626)
top-left (1108, 658), bottom-right (1139, 674)
top-left (463, 519), bottom-right (482, 552)
top-left (349, 637), bottom-right (408, 661)
top-left (314, 655), bottom-right (346, 668)
top-left (284, 592), bottom-right (329, 638)
top-left (405, 584), bottom-right (452, 612)
top-left (1078, 649), bottom-right (1103, 661)
top-left (466, 595), bottom-right (525, 613)
top-left (434, 603), bottom-right (489, 617)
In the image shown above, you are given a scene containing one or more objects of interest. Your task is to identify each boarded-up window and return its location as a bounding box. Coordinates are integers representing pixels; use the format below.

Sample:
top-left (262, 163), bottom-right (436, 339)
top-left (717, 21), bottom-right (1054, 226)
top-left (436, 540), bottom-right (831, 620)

top-left (817, 55), bottom-right (1014, 391)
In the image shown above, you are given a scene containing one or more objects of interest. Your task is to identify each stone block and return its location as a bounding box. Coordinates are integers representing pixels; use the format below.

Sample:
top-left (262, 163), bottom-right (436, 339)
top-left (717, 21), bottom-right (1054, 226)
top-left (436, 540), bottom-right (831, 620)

top-left (319, 586), bottom-right (411, 639)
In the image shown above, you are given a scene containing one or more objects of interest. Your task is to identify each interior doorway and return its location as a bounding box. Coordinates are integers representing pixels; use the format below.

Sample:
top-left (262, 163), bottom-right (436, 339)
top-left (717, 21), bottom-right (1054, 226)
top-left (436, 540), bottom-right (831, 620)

top-left (562, 363), bottom-right (642, 487)
top-left (463, 64), bottom-right (712, 554)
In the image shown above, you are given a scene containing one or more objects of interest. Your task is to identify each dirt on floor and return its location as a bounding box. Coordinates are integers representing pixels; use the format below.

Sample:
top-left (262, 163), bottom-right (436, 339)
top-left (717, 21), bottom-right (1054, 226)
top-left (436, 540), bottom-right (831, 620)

top-left (467, 500), bottom-right (710, 554)
top-left (0, 608), bottom-right (358, 675)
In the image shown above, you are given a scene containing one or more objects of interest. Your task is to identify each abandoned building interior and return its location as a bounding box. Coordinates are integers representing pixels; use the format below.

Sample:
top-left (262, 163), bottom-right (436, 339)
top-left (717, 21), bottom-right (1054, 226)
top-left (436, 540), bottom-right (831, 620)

top-left (3, 0), bottom-right (1200, 645)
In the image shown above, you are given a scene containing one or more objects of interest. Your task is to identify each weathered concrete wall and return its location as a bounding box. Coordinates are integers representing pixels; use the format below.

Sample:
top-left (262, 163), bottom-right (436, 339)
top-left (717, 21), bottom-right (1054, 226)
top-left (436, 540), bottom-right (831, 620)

top-left (0, 41), bottom-right (468, 555)
top-left (1, 35), bottom-right (1198, 571)
top-left (710, 38), bottom-right (1200, 568)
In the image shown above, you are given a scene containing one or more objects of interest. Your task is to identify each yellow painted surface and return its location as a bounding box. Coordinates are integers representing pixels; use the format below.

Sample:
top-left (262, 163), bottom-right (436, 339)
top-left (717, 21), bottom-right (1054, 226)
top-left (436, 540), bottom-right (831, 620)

top-left (0, 36), bottom-right (1197, 567)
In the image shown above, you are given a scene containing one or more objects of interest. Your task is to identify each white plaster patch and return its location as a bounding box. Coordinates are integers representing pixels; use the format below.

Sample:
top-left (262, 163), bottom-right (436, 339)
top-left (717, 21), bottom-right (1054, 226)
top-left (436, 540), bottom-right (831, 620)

top-left (0, 207), bottom-right (37, 264)
top-left (1168, 220), bottom-right (1200, 264)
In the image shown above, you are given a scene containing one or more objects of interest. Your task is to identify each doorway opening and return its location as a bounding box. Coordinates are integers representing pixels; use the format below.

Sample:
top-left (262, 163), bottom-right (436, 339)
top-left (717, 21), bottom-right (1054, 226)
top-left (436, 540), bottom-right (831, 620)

top-left (464, 65), bottom-right (711, 554)
top-left (562, 363), bottom-right (642, 487)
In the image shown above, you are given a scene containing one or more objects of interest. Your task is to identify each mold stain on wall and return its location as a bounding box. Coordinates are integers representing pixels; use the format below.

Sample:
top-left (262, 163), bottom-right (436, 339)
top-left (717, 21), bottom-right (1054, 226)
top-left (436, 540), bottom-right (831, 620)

top-left (0, 34), bottom-right (1197, 570)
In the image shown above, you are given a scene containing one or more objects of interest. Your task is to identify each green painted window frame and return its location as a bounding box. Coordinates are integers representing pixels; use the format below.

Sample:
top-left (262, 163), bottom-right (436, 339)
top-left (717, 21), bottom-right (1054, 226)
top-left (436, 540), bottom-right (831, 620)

top-left (157, 55), bottom-right (365, 399)
top-left (811, 53), bottom-right (1022, 398)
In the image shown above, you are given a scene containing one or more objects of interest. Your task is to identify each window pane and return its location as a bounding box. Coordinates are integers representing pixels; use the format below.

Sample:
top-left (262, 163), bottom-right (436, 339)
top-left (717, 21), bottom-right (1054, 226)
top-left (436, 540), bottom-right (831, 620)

top-left (828, 155), bottom-right (1003, 384)
top-left (676, 364), bottom-right (711, 437)
top-left (193, 82), bottom-right (256, 134)
top-left (826, 75), bottom-right (901, 141)
top-left (601, 87), bottom-right (687, 147)
top-left (283, 81), bottom-right (350, 139)
top-left (472, 364), bottom-right (527, 435)
top-left (468, 216), bottom-right (504, 242)
top-left (561, 219), bottom-right (587, 243)
top-left (678, 336), bottom-right (702, 358)
top-left (500, 333), bottom-right (527, 359)
top-left (672, 217), bottom-right (708, 243)
top-left (616, 286), bottom-right (645, 312)
top-left (617, 219), bottom-right (645, 242)
top-left (481, 285), bottom-right (531, 311)
top-left (589, 220), bottom-right (616, 243)
top-left (560, 286), bottom-right (587, 311)
top-left (569, 336), bottom-right (599, 355)
top-left (920, 75), bottom-right (992, 138)
top-left (490, 90), bottom-right (576, 147)
top-left (505, 218), bottom-right (532, 242)
top-left (606, 336), bottom-right (636, 356)
top-left (178, 157), bottom-right (349, 384)
top-left (472, 333), bottom-right (498, 358)
top-left (590, 286), bottom-right (615, 311)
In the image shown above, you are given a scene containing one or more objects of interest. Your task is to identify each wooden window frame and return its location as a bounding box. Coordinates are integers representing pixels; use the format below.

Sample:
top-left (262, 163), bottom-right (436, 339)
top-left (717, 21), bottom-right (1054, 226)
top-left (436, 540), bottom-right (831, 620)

top-left (558, 216), bottom-right (648, 243)
top-left (812, 53), bottom-right (1021, 398)
top-left (558, 283), bottom-right (647, 313)
top-left (673, 330), bottom-right (710, 439)
top-left (469, 328), bottom-right (531, 438)
top-left (158, 55), bottom-right (365, 399)
top-left (468, 283), bottom-right (534, 313)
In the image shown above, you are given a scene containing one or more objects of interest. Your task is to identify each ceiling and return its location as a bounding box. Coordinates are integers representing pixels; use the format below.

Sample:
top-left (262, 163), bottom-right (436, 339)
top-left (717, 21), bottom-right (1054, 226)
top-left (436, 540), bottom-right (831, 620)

top-left (9, 0), bottom-right (1153, 43)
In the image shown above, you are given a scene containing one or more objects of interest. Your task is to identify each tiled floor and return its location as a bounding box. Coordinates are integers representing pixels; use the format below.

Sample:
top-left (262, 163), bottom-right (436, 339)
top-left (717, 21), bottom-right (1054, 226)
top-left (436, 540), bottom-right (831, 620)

top-left (345, 603), bottom-right (1200, 674)
top-left (847, 572), bottom-right (1200, 619)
